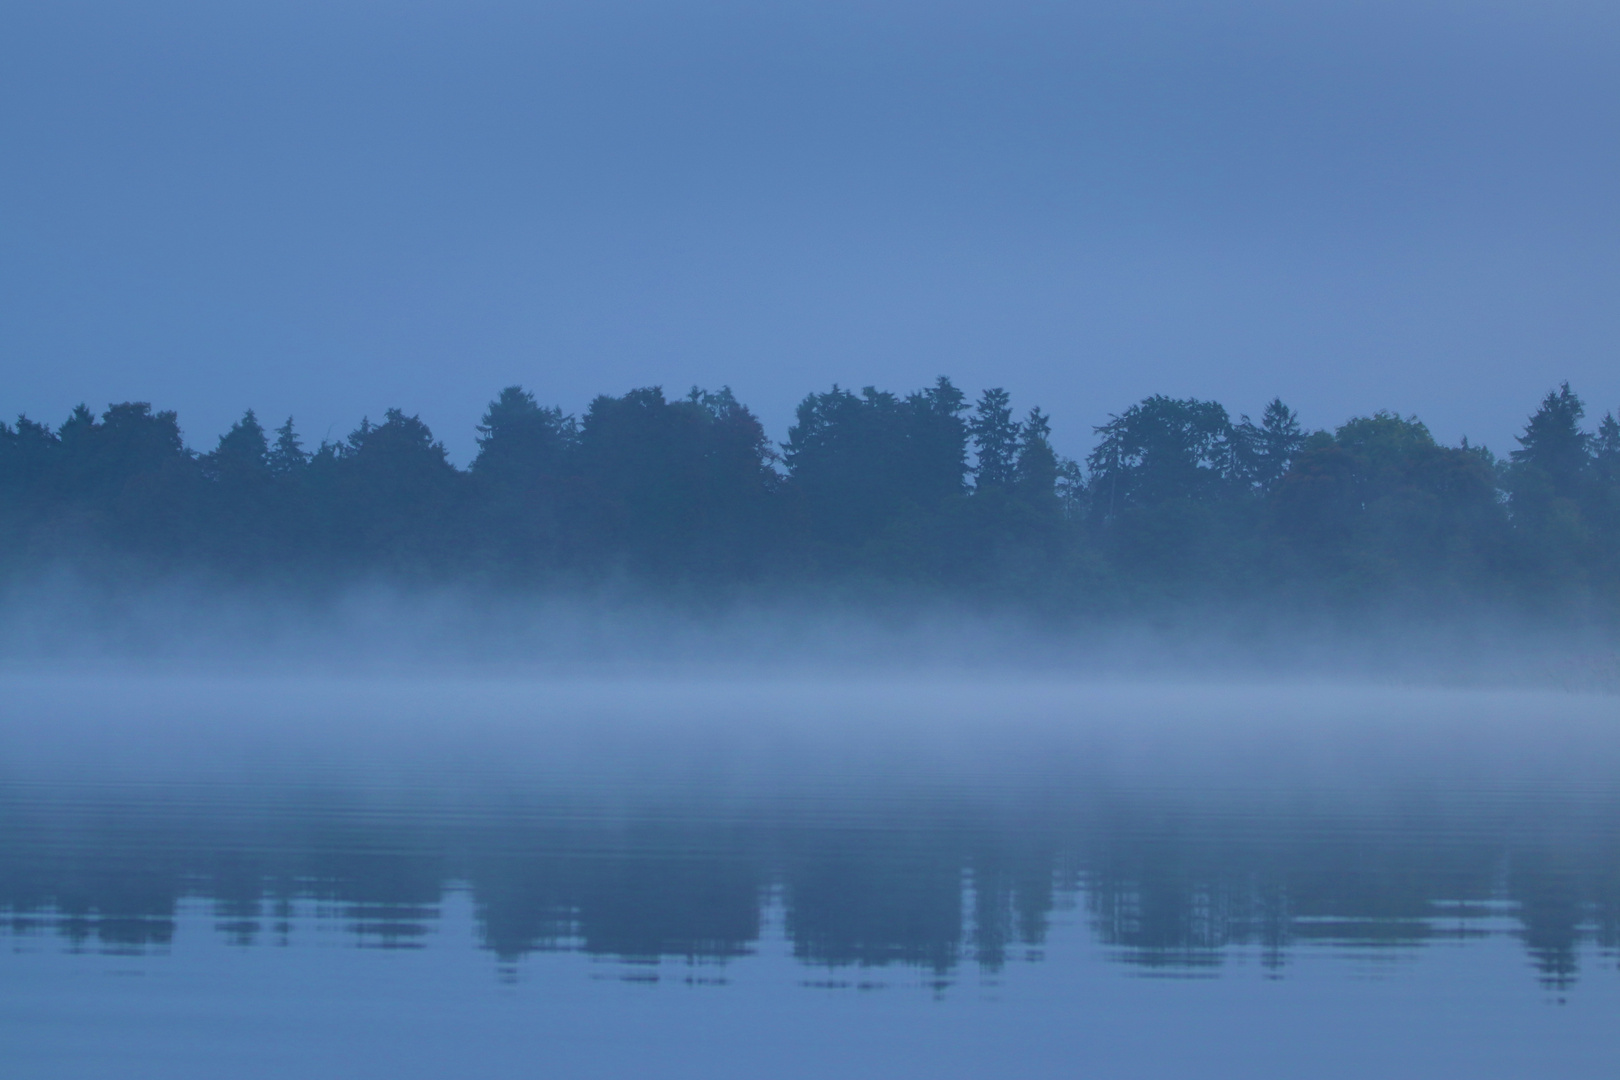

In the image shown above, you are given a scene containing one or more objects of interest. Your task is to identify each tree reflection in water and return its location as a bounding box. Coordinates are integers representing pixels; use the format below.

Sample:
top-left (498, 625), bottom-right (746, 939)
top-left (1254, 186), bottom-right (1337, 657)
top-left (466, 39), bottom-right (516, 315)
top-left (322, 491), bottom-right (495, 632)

top-left (3, 780), bottom-right (1615, 991)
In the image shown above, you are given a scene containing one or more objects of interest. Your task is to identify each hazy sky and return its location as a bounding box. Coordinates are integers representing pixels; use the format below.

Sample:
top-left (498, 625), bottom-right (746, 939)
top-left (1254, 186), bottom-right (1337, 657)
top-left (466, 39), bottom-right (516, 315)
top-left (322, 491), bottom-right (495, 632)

top-left (3, 0), bottom-right (1616, 463)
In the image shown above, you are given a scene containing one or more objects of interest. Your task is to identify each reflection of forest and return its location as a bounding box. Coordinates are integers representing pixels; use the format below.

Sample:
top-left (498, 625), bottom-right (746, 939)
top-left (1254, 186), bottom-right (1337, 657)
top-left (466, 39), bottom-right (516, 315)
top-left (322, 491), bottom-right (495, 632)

top-left (1, 787), bottom-right (1616, 989)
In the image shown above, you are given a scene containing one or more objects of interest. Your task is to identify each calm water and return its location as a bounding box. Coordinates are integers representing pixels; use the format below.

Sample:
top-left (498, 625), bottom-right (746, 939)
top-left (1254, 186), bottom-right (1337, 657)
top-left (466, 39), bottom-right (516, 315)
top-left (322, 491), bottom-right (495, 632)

top-left (3, 675), bottom-right (1618, 1078)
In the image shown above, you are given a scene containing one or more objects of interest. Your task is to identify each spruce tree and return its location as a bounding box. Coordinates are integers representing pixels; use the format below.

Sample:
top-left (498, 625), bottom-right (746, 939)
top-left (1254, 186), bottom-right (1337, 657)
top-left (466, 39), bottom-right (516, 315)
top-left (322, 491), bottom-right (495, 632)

top-left (1511, 383), bottom-right (1590, 498)
top-left (268, 417), bottom-right (308, 477)
top-left (969, 388), bottom-right (1021, 490)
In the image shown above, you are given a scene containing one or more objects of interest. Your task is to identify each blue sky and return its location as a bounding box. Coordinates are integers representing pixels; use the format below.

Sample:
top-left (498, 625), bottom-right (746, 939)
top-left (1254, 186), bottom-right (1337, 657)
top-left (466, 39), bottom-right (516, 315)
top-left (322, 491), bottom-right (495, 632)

top-left (3, 0), bottom-right (1617, 463)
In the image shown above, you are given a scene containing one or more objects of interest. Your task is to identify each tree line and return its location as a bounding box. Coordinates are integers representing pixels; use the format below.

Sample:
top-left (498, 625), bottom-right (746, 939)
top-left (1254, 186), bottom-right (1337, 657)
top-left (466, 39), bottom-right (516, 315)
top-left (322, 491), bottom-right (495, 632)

top-left (2, 379), bottom-right (1618, 613)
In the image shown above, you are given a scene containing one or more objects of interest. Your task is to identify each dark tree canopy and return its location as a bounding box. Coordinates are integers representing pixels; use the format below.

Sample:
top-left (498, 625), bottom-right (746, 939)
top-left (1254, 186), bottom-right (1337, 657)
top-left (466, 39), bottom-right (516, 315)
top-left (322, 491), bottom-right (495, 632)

top-left (1086, 396), bottom-right (1239, 517)
top-left (206, 410), bottom-right (270, 482)
top-left (1512, 383), bottom-right (1590, 498)
top-left (1014, 408), bottom-right (1059, 501)
top-left (969, 388), bottom-right (1020, 491)
top-left (1236, 398), bottom-right (1305, 492)
top-left (268, 417), bottom-right (308, 478)
top-left (2, 380), bottom-right (1617, 615)
top-left (783, 377), bottom-right (968, 551)
top-left (1273, 411), bottom-right (1504, 596)
top-left (574, 386), bottom-right (777, 574)
top-left (472, 386), bottom-right (577, 486)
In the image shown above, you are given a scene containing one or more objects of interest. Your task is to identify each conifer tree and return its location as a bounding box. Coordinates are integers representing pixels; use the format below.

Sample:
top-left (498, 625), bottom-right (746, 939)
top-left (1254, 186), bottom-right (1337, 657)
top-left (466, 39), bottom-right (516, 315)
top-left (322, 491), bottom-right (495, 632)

top-left (208, 410), bottom-right (270, 479)
top-left (1014, 407), bottom-right (1059, 499)
top-left (968, 388), bottom-right (1021, 490)
top-left (268, 417), bottom-right (308, 477)
top-left (1511, 383), bottom-right (1589, 498)
top-left (1236, 398), bottom-right (1304, 491)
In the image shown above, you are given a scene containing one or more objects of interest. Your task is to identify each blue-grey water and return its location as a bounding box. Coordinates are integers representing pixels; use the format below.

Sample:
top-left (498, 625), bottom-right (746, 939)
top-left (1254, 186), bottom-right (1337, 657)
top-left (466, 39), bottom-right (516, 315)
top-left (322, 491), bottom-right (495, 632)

top-left (3, 675), bottom-right (1618, 1078)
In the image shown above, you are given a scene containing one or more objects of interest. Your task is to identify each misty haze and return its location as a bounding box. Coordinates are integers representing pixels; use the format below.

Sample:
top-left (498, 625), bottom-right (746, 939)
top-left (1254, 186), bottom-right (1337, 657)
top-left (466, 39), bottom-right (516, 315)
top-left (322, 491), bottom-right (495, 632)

top-left (4, 2), bottom-right (1619, 1079)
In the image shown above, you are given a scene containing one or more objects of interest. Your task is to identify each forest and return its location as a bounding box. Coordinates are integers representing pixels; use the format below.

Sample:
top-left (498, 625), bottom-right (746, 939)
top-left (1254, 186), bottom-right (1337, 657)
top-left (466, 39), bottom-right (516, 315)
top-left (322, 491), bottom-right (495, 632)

top-left (2, 379), bottom-right (1617, 617)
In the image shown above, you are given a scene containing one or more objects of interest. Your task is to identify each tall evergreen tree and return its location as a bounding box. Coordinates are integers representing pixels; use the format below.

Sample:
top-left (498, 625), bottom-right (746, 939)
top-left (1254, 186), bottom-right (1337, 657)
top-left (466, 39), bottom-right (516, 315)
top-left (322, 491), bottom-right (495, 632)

top-left (903, 377), bottom-right (970, 503)
top-left (968, 388), bottom-right (1021, 490)
top-left (1236, 398), bottom-right (1304, 491)
top-left (472, 386), bottom-right (577, 484)
top-left (1511, 383), bottom-right (1590, 499)
top-left (1013, 407), bottom-right (1059, 499)
top-left (206, 410), bottom-right (270, 481)
top-left (268, 417), bottom-right (308, 477)
top-left (1578, 410), bottom-right (1620, 547)
top-left (1593, 412), bottom-right (1620, 485)
top-left (0, 416), bottom-right (61, 529)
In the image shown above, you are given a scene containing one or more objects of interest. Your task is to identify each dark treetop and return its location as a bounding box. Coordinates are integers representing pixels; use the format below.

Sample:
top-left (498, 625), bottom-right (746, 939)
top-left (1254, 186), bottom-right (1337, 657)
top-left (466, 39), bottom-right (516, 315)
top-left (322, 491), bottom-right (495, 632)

top-left (4, 380), bottom-right (1618, 616)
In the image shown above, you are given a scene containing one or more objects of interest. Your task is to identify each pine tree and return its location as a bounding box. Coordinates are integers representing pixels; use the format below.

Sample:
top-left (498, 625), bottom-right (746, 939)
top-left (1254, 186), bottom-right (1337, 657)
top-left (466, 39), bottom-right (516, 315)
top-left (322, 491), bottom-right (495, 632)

top-left (969, 388), bottom-right (1021, 490)
top-left (1236, 398), bottom-right (1304, 491)
top-left (209, 410), bottom-right (270, 478)
top-left (1014, 407), bottom-right (1059, 499)
top-left (1592, 411), bottom-right (1620, 476)
top-left (1511, 383), bottom-right (1589, 498)
top-left (472, 386), bottom-right (577, 483)
top-left (268, 417), bottom-right (308, 477)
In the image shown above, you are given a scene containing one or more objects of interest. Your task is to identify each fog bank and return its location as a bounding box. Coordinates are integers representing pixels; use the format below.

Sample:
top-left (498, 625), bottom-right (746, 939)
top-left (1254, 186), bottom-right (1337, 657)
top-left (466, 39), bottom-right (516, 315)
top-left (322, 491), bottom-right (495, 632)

top-left (1, 573), bottom-right (1614, 692)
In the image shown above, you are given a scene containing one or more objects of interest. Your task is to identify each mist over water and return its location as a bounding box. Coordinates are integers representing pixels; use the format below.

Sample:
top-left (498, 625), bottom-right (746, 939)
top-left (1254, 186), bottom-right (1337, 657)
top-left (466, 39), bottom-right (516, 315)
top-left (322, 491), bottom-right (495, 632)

top-left (2, 575), bottom-right (1617, 690)
top-left (3, 654), bottom-right (1619, 1077)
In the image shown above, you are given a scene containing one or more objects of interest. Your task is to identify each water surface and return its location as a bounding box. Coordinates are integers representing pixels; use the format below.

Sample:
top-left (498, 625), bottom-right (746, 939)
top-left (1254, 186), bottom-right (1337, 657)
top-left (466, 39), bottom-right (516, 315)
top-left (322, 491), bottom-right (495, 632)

top-left (3, 676), bottom-right (1617, 1078)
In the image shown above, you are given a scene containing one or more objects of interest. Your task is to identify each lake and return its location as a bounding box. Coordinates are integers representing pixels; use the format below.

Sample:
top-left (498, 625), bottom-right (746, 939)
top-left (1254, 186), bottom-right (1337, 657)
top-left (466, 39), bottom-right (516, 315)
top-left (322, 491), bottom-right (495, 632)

top-left (2, 674), bottom-right (1617, 1078)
